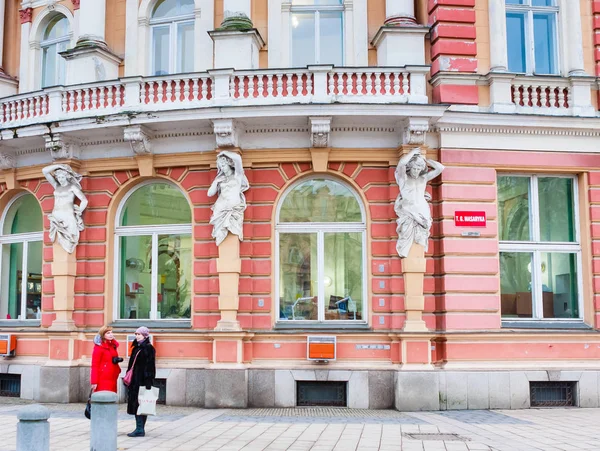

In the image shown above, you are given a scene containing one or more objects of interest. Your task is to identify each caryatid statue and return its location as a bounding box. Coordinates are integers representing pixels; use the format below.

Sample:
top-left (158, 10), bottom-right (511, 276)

top-left (208, 151), bottom-right (249, 246)
top-left (42, 164), bottom-right (88, 254)
top-left (395, 148), bottom-right (445, 258)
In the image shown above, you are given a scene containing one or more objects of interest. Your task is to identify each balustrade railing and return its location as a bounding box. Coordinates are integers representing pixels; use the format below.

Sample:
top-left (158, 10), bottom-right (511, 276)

top-left (510, 77), bottom-right (571, 113)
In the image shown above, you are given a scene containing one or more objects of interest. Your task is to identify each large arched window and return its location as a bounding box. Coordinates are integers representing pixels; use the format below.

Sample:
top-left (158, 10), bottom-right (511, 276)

top-left (115, 182), bottom-right (192, 321)
top-left (0, 194), bottom-right (43, 321)
top-left (276, 177), bottom-right (366, 323)
top-left (41, 15), bottom-right (69, 87)
top-left (150, 0), bottom-right (195, 75)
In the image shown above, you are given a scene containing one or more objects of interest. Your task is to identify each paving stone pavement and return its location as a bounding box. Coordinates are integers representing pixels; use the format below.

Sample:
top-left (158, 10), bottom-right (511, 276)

top-left (0, 400), bottom-right (599, 450)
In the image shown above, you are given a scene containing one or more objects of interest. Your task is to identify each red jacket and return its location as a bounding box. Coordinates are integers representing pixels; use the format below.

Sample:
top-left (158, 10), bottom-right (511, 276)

top-left (90, 335), bottom-right (121, 393)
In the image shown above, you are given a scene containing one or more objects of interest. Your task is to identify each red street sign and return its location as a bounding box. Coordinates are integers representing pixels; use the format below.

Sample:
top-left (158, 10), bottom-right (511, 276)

top-left (454, 211), bottom-right (486, 227)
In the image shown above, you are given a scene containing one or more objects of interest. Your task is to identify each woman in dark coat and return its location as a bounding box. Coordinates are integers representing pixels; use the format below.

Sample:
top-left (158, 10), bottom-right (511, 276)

top-left (126, 326), bottom-right (156, 437)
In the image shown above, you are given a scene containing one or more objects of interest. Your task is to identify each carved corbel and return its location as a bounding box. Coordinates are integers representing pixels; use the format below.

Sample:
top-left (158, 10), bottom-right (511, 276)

top-left (124, 125), bottom-right (153, 155)
top-left (213, 119), bottom-right (240, 149)
top-left (44, 133), bottom-right (81, 160)
top-left (310, 116), bottom-right (331, 148)
top-left (0, 153), bottom-right (15, 171)
top-left (402, 118), bottom-right (430, 146)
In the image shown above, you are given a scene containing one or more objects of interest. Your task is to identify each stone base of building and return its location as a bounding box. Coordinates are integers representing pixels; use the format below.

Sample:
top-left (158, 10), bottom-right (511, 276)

top-left (2, 365), bottom-right (599, 410)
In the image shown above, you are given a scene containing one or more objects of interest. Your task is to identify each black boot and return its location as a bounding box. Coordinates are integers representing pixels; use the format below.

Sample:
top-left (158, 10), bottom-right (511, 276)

top-left (141, 415), bottom-right (147, 427)
top-left (127, 415), bottom-right (145, 437)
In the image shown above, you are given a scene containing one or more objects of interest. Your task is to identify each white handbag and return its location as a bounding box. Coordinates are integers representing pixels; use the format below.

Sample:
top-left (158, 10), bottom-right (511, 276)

top-left (137, 386), bottom-right (159, 416)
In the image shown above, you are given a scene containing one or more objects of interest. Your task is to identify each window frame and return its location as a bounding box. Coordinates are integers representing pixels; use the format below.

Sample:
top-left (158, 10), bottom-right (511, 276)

top-left (0, 193), bottom-right (43, 322)
top-left (39, 15), bottom-right (70, 88)
top-left (113, 181), bottom-right (192, 322)
top-left (289, 0), bottom-right (345, 66)
top-left (274, 176), bottom-right (367, 325)
top-left (498, 173), bottom-right (583, 321)
top-left (149, 0), bottom-right (195, 75)
top-left (505, 0), bottom-right (560, 75)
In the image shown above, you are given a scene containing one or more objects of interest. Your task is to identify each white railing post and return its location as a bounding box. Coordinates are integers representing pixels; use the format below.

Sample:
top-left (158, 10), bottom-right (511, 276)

top-left (46, 87), bottom-right (64, 121)
top-left (405, 67), bottom-right (429, 104)
top-left (308, 65), bottom-right (333, 103)
top-left (208, 69), bottom-right (234, 106)
top-left (123, 76), bottom-right (143, 109)
top-left (487, 72), bottom-right (516, 113)
top-left (569, 75), bottom-right (595, 117)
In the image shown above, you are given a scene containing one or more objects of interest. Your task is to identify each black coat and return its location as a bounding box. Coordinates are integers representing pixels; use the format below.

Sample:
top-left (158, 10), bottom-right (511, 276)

top-left (126, 338), bottom-right (156, 415)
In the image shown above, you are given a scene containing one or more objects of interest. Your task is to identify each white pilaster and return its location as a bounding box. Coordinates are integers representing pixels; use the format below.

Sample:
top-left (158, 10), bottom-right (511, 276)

top-left (77, 0), bottom-right (106, 45)
top-left (562, 0), bottom-right (585, 75)
top-left (0, 0), bottom-right (6, 68)
top-left (268, 0), bottom-right (284, 67)
top-left (195, 0), bottom-right (214, 71)
top-left (488, 0), bottom-right (508, 72)
top-left (385, 0), bottom-right (415, 25)
top-left (223, 0), bottom-right (251, 19)
top-left (124, 0), bottom-right (138, 76)
top-left (19, 20), bottom-right (31, 93)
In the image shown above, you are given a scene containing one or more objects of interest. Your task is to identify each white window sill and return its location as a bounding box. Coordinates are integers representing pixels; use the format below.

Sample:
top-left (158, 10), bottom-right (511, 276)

top-left (274, 321), bottom-right (370, 331)
top-left (501, 320), bottom-right (591, 330)
top-left (110, 320), bottom-right (191, 330)
top-left (0, 320), bottom-right (41, 328)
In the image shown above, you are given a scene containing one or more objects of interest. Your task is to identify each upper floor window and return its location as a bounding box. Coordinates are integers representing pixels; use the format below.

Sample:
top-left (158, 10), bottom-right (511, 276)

top-left (115, 182), bottom-right (192, 321)
top-left (505, 0), bottom-right (558, 74)
top-left (276, 178), bottom-right (366, 323)
top-left (41, 15), bottom-right (69, 87)
top-left (150, 0), bottom-right (195, 75)
top-left (291, 0), bottom-right (343, 67)
top-left (498, 175), bottom-right (581, 321)
top-left (0, 194), bottom-right (43, 321)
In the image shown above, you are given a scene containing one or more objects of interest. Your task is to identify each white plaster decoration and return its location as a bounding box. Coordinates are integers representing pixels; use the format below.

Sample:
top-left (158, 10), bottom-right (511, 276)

top-left (488, 0), bottom-right (508, 72)
top-left (42, 163), bottom-right (88, 254)
top-left (0, 153), bottom-right (15, 170)
top-left (208, 151), bottom-right (249, 246)
top-left (213, 119), bottom-right (240, 148)
top-left (44, 133), bottom-right (81, 160)
top-left (124, 125), bottom-right (153, 155)
top-left (77, 0), bottom-right (106, 46)
top-left (395, 148), bottom-right (444, 258)
top-left (402, 117), bottom-right (429, 146)
top-left (310, 117), bottom-right (331, 148)
top-left (384, 0), bottom-right (416, 25)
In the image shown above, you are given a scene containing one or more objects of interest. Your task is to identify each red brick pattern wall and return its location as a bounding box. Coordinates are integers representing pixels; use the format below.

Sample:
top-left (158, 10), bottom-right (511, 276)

top-left (593, 1), bottom-right (600, 108)
top-left (588, 171), bottom-right (600, 328)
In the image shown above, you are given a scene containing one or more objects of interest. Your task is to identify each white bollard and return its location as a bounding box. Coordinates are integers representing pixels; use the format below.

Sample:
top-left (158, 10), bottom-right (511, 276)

top-left (17, 405), bottom-right (50, 451)
top-left (90, 391), bottom-right (118, 451)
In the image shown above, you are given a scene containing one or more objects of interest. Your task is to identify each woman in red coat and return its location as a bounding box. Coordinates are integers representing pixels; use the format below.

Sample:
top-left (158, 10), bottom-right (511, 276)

top-left (90, 325), bottom-right (123, 393)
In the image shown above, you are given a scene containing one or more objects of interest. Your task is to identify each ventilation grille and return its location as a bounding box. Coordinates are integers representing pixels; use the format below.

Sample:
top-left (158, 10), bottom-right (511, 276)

top-left (530, 381), bottom-right (575, 407)
top-left (0, 374), bottom-right (21, 397)
top-left (297, 381), bottom-right (346, 407)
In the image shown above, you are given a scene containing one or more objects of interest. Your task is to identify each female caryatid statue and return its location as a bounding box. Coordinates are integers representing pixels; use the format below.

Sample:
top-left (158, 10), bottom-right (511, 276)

top-left (395, 148), bottom-right (444, 258)
top-left (42, 164), bottom-right (88, 254)
top-left (208, 151), bottom-right (249, 246)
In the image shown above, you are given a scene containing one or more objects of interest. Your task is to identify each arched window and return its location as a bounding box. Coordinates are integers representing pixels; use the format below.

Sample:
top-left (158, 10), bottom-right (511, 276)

top-left (115, 182), bottom-right (192, 321)
top-left (276, 177), bottom-right (366, 323)
top-left (150, 0), bottom-right (195, 75)
top-left (0, 194), bottom-right (43, 321)
top-left (41, 15), bottom-right (69, 87)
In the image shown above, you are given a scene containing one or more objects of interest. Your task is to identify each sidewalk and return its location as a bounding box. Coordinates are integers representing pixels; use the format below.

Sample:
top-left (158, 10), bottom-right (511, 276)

top-left (1, 400), bottom-right (599, 450)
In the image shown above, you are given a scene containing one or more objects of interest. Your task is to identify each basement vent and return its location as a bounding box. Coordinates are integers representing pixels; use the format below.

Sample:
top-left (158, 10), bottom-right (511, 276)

top-left (0, 374), bottom-right (21, 397)
top-left (154, 378), bottom-right (167, 405)
top-left (296, 381), bottom-right (347, 407)
top-left (530, 381), bottom-right (575, 407)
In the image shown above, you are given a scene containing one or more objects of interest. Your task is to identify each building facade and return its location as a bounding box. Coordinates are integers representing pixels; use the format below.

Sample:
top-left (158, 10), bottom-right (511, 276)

top-left (1, 0), bottom-right (600, 410)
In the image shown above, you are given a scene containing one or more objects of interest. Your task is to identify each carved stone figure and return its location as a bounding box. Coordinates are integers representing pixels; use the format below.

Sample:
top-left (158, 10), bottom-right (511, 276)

top-left (394, 148), bottom-right (444, 258)
top-left (42, 164), bottom-right (88, 254)
top-left (208, 151), bottom-right (249, 246)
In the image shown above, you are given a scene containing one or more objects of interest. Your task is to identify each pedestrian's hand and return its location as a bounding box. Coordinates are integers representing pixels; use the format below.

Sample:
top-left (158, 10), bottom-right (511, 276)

top-left (91, 384), bottom-right (97, 391)
top-left (145, 384), bottom-right (151, 390)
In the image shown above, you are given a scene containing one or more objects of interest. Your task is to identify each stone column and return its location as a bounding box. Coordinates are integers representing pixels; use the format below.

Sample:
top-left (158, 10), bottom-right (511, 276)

top-left (17, 405), bottom-right (50, 451)
top-left (90, 391), bottom-right (118, 451)
top-left (402, 243), bottom-right (427, 332)
top-left (488, 0), bottom-right (508, 72)
top-left (384, 0), bottom-right (416, 26)
top-left (215, 233), bottom-right (242, 331)
top-left (77, 0), bottom-right (107, 47)
top-left (48, 242), bottom-right (77, 331)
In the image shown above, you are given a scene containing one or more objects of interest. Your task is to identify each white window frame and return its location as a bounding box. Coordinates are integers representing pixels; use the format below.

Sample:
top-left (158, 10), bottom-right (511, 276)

top-left (275, 176), bottom-right (368, 324)
top-left (40, 18), bottom-right (70, 88)
top-left (498, 174), bottom-right (583, 321)
top-left (0, 193), bottom-right (43, 322)
top-left (289, 0), bottom-right (345, 66)
top-left (113, 181), bottom-right (192, 322)
top-left (505, 0), bottom-right (559, 75)
top-left (149, 0), bottom-right (195, 75)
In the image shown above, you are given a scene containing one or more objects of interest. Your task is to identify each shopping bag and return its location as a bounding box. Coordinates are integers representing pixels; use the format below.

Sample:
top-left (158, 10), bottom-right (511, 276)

top-left (137, 386), bottom-right (159, 416)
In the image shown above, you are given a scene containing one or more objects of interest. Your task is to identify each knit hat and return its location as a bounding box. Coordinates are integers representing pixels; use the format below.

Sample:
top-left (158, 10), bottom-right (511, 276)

top-left (135, 326), bottom-right (150, 337)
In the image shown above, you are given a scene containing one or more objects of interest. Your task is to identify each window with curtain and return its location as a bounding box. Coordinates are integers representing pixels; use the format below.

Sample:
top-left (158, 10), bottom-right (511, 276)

top-left (497, 175), bottom-right (582, 321)
top-left (291, 0), bottom-right (344, 67)
top-left (116, 182), bottom-right (192, 321)
top-left (505, 0), bottom-right (558, 74)
top-left (0, 194), bottom-right (43, 321)
top-left (41, 15), bottom-right (69, 87)
top-left (276, 178), bottom-right (366, 323)
top-left (150, 0), bottom-right (195, 75)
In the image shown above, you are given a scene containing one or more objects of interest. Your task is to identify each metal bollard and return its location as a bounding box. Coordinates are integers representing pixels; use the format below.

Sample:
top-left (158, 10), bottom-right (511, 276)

top-left (17, 404), bottom-right (50, 451)
top-left (90, 391), bottom-right (118, 451)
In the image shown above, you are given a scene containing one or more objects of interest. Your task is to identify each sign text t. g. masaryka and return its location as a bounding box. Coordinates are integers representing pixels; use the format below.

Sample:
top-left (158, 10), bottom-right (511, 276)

top-left (454, 211), bottom-right (487, 227)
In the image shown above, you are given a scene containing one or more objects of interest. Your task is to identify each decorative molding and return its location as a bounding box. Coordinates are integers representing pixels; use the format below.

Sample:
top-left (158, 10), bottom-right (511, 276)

top-left (331, 126), bottom-right (396, 133)
top-left (19, 8), bottom-right (33, 24)
top-left (124, 125), bottom-right (153, 155)
top-left (435, 125), bottom-right (600, 137)
top-left (309, 117), bottom-right (332, 148)
top-left (17, 147), bottom-right (50, 156)
top-left (245, 127), bottom-right (308, 134)
top-left (402, 118), bottom-right (430, 145)
top-left (44, 133), bottom-right (81, 160)
top-left (153, 131), bottom-right (213, 139)
top-left (0, 153), bottom-right (16, 170)
top-left (213, 119), bottom-right (239, 148)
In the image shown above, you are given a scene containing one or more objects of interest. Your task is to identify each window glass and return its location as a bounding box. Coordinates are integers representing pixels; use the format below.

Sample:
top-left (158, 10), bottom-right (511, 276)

top-left (532, 0), bottom-right (553, 6)
top-left (538, 177), bottom-right (574, 242)
top-left (323, 232), bottom-right (362, 321)
top-left (320, 12), bottom-right (343, 66)
top-left (120, 235), bottom-right (152, 320)
top-left (6, 242), bottom-right (23, 319)
top-left (540, 252), bottom-right (578, 318)
top-left (292, 0), bottom-right (343, 4)
top-left (152, 0), bottom-right (178, 18)
top-left (121, 183), bottom-right (191, 226)
top-left (42, 45), bottom-right (58, 87)
top-left (3, 194), bottom-right (43, 235)
top-left (43, 16), bottom-right (68, 40)
top-left (505, 0), bottom-right (524, 4)
top-left (279, 233), bottom-right (317, 320)
top-left (177, 22), bottom-right (194, 73)
top-left (500, 252), bottom-right (533, 318)
top-left (25, 241), bottom-right (42, 319)
top-left (152, 26), bottom-right (170, 76)
top-left (279, 179), bottom-right (362, 223)
top-left (506, 12), bottom-right (526, 73)
top-left (156, 234), bottom-right (191, 319)
top-left (533, 13), bottom-right (556, 74)
top-left (497, 176), bottom-right (531, 241)
top-left (291, 13), bottom-right (316, 67)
